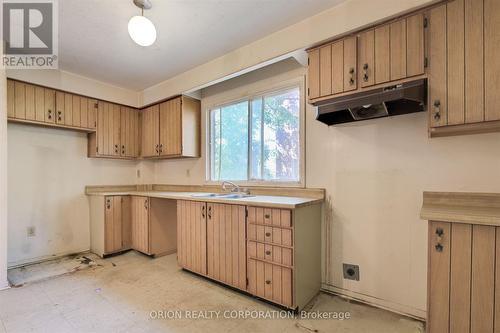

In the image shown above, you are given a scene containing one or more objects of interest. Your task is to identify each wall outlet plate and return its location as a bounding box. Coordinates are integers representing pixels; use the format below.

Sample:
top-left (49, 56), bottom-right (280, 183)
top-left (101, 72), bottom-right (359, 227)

top-left (343, 263), bottom-right (360, 281)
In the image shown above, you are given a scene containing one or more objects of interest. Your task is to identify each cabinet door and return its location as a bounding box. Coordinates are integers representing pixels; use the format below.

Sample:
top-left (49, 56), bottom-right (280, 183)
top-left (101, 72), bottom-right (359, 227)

top-left (447, 0), bottom-right (465, 125)
top-left (63, 93), bottom-right (73, 126)
top-left (247, 259), bottom-right (293, 308)
top-left (319, 44), bottom-right (332, 97)
top-left (406, 13), bottom-right (425, 77)
top-left (71, 95), bottom-right (81, 128)
top-left (358, 30), bottom-right (375, 87)
top-left (307, 48), bottom-right (320, 99)
top-left (87, 99), bottom-right (97, 130)
top-left (24, 84), bottom-right (36, 121)
top-left (389, 19), bottom-right (407, 81)
top-left (159, 97), bottom-right (182, 156)
top-left (131, 196), bottom-right (150, 254)
top-left (428, 5), bottom-right (447, 127)
top-left (121, 196), bottom-right (132, 249)
top-left (14, 81), bottom-right (26, 119)
top-left (485, 0), bottom-right (500, 121)
top-left (374, 25), bottom-right (390, 84)
top-left (79, 97), bottom-right (89, 129)
top-left (44, 88), bottom-right (55, 123)
top-left (141, 105), bottom-right (160, 157)
top-left (104, 196), bottom-right (123, 254)
top-left (55, 91), bottom-right (65, 124)
top-left (177, 200), bottom-right (207, 275)
top-left (120, 107), bottom-right (139, 158)
top-left (34, 86), bottom-right (45, 122)
top-left (343, 36), bottom-right (357, 91)
top-left (111, 103), bottom-right (121, 156)
top-left (206, 203), bottom-right (246, 290)
top-left (331, 41), bottom-right (344, 94)
top-left (7, 80), bottom-right (15, 118)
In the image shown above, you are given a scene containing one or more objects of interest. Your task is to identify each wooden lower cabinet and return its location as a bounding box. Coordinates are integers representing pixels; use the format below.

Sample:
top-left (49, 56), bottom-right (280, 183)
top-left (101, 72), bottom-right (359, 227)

top-left (177, 200), bottom-right (321, 310)
top-left (89, 195), bottom-right (131, 257)
top-left (90, 195), bottom-right (176, 258)
top-left (427, 220), bottom-right (499, 332)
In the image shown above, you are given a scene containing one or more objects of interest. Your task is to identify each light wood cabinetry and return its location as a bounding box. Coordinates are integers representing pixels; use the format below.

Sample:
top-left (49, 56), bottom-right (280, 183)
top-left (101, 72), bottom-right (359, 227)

top-left (177, 200), bottom-right (207, 275)
top-left (89, 195), bottom-right (131, 257)
top-left (421, 192), bottom-right (500, 332)
top-left (206, 203), bottom-right (246, 290)
top-left (90, 195), bottom-right (177, 258)
top-left (176, 200), bottom-right (321, 310)
top-left (88, 101), bottom-right (139, 159)
top-left (427, 0), bottom-right (500, 137)
top-left (140, 96), bottom-right (201, 159)
top-left (307, 13), bottom-right (425, 102)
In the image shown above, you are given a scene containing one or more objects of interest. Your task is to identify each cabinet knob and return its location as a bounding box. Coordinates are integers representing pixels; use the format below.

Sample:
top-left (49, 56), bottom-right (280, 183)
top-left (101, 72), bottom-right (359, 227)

top-left (265, 280), bottom-right (271, 285)
top-left (349, 68), bottom-right (355, 85)
top-left (435, 244), bottom-right (443, 252)
top-left (363, 63), bottom-right (369, 70)
top-left (363, 63), bottom-right (369, 82)
top-left (265, 232), bottom-right (271, 237)
top-left (265, 250), bottom-right (271, 255)
top-left (144, 200), bottom-right (148, 209)
top-left (433, 100), bottom-right (441, 121)
top-left (264, 214), bottom-right (270, 219)
top-left (201, 205), bottom-right (206, 218)
top-left (349, 68), bottom-right (355, 74)
top-left (208, 205), bottom-right (212, 219)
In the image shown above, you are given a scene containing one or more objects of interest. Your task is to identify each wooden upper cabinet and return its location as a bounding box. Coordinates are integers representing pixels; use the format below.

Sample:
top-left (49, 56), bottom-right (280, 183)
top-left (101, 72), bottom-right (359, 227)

top-left (141, 104), bottom-right (160, 158)
top-left (428, 0), bottom-right (500, 137)
top-left (307, 14), bottom-right (425, 102)
top-left (358, 30), bottom-right (375, 87)
top-left (120, 106), bottom-right (140, 158)
top-left (159, 97), bottom-right (183, 157)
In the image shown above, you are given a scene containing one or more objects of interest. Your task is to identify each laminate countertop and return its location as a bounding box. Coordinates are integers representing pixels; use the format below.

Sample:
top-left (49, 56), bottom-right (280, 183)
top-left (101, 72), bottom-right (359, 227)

top-left (86, 190), bottom-right (323, 209)
top-left (420, 191), bottom-right (500, 226)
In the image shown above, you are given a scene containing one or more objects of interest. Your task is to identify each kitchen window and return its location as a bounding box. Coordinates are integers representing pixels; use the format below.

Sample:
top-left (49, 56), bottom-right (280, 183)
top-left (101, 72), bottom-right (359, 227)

top-left (208, 86), bottom-right (301, 183)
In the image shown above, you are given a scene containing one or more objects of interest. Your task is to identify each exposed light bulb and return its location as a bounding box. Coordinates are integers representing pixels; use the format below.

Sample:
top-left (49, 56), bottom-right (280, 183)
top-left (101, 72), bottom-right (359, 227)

top-left (128, 15), bottom-right (156, 47)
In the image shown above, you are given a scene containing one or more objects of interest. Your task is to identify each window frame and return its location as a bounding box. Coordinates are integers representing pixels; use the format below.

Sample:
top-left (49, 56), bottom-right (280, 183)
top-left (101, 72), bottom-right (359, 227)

top-left (205, 76), bottom-right (306, 187)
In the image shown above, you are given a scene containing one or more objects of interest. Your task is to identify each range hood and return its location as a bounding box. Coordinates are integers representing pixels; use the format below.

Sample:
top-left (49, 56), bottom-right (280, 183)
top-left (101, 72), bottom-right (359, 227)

top-left (315, 79), bottom-right (427, 125)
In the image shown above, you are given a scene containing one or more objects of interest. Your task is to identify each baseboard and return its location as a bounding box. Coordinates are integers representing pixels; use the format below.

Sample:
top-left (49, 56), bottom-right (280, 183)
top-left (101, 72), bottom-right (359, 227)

top-left (0, 280), bottom-right (10, 290)
top-left (7, 248), bottom-right (91, 269)
top-left (321, 284), bottom-right (426, 321)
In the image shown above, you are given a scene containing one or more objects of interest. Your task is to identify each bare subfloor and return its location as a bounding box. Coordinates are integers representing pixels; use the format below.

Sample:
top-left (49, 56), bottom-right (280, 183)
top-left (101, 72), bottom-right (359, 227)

top-left (0, 251), bottom-right (424, 332)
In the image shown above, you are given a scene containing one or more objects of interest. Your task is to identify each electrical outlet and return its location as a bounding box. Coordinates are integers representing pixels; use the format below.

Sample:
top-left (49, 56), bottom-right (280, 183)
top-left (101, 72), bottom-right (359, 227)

top-left (343, 263), bottom-right (360, 281)
top-left (27, 226), bottom-right (36, 237)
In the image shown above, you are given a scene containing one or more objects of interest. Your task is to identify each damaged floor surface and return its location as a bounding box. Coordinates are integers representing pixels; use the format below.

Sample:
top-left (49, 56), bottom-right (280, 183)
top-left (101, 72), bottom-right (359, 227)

top-left (0, 252), bottom-right (424, 332)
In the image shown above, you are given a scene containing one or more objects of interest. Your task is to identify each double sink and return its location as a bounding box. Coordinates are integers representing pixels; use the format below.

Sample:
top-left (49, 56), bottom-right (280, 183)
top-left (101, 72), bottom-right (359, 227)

top-left (190, 193), bottom-right (255, 199)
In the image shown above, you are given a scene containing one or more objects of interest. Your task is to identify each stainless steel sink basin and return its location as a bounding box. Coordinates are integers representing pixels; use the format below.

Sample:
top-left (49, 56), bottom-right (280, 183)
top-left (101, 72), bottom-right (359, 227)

top-left (190, 193), bottom-right (218, 198)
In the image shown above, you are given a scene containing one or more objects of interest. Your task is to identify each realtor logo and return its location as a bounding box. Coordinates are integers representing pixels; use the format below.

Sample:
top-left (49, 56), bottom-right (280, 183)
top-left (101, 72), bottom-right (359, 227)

top-left (2, 0), bottom-right (58, 69)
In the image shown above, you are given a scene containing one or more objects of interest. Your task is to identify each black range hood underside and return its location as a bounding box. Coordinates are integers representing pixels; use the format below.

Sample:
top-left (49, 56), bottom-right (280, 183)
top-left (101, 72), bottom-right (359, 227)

top-left (315, 79), bottom-right (427, 126)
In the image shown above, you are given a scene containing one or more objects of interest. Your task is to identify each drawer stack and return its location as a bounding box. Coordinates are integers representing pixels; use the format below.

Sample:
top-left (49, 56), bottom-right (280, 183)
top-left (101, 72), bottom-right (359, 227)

top-left (247, 207), bottom-right (294, 308)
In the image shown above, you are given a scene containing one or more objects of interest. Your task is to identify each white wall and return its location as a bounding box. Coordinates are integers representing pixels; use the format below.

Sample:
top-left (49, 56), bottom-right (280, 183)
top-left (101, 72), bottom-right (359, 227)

top-left (7, 124), bottom-right (142, 267)
top-left (151, 60), bottom-right (500, 317)
top-left (0, 66), bottom-right (9, 289)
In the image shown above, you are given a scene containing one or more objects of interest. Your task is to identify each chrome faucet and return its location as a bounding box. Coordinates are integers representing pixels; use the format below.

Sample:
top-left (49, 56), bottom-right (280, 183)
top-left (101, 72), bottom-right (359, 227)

top-left (221, 181), bottom-right (249, 194)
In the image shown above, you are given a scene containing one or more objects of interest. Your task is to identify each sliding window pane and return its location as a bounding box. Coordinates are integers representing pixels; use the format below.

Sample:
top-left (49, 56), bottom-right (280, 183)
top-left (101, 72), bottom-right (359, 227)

top-left (263, 88), bottom-right (300, 181)
top-left (211, 101), bottom-right (249, 181)
top-left (210, 108), bottom-right (221, 181)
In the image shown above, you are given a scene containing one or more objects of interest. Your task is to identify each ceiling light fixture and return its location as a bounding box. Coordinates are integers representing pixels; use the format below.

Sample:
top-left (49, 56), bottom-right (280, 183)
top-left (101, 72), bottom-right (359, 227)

top-left (128, 0), bottom-right (156, 47)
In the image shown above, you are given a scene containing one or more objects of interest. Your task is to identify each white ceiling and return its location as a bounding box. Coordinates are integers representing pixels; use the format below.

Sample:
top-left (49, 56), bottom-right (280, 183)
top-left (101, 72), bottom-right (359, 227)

top-left (59, 0), bottom-right (347, 91)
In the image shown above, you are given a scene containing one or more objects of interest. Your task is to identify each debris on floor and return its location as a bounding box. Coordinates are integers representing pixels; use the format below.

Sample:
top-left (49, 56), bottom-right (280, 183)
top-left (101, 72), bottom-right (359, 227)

top-left (7, 252), bottom-right (107, 287)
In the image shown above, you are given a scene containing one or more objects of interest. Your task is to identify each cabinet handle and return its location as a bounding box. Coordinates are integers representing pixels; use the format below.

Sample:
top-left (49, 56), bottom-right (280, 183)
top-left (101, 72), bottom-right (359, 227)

top-left (106, 199), bottom-right (111, 209)
top-left (363, 63), bottom-right (369, 82)
top-left (265, 232), bottom-right (271, 237)
top-left (208, 206), bottom-right (212, 219)
top-left (349, 68), bottom-right (355, 85)
top-left (47, 110), bottom-right (52, 119)
top-left (155, 144), bottom-right (159, 154)
top-left (201, 205), bottom-right (206, 219)
top-left (433, 100), bottom-right (441, 121)
top-left (159, 143), bottom-right (163, 154)
top-left (435, 227), bottom-right (444, 252)
top-left (265, 280), bottom-right (271, 285)
top-left (144, 200), bottom-right (148, 210)
top-left (264, 214), bottom-right (270, 219)
top-left (265, 250), bottom-right (271, 255)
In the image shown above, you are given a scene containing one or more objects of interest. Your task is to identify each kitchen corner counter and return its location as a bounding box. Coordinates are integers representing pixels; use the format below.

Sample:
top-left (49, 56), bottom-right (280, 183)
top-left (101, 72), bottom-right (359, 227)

top-left (420, 191), bottom-right (500, 226)
top-left (85, 188), bottom-right (324, 209)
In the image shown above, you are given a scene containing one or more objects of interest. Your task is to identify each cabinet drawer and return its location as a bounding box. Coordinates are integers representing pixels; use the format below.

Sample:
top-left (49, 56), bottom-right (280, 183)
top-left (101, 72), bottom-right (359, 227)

top-left (248, 224), bottom-right (293, 247)
top-left (247, 259), bottom-right (293, 308)
top-left (247, 207), bottom-right (292, 227)
top-left (248, 241), bottom-right (293, 267)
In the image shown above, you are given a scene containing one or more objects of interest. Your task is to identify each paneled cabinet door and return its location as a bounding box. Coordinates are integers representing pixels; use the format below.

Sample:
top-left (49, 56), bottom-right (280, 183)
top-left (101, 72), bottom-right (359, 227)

top-left (131, 196), bottom-right (150, 255)
top-left (120, 107), bottom-right (139, 158)
top-left (159, 97), bottom-right (182, 156)
top-left (141, 105), bottom-right (160, 157)
top-left (358, 29), bottom-right (375, 87)
top-left (177, 200), bottom-right (207, 275)
top-left (104, 196), bottom-right (123, 254)
top-left (206, 203), bottom-right (246, 290)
